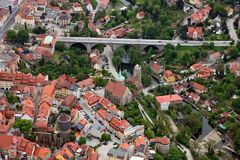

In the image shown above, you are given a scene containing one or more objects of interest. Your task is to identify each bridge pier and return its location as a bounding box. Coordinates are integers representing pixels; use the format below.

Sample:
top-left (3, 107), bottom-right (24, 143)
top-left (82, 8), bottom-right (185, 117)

top-left (86, 43), bottom-right (91, 53)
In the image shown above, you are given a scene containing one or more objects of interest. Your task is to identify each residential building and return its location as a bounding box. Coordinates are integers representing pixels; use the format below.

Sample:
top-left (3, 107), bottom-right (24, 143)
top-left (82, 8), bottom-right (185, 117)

top-left (61, 94), bottom-right (77, 109)
top-left (0, 110), bottom-right (15, 135)
top-left (107, 142), bottom-right (129, 160)
top-left (0, 50), bottom-right (20, 73)
top-left (187, 92), bottom-right (200, 103)
top-left (133, 136), bottom-right (147, 159)
top-left (0, 72), bottom-right (48, 90)
top-left (35, 82), bottom-right (55, 130)
top-left (150, 137), bottom-right (170, 154)
top-left (78, 78), bottom-right (95, 92)
top-left (189, 0), bottom-right (202, 8)
top-left (0, 8), bottom-right (9, 28)
top-left (149, 61), bottom-right (162, 74)
top-left (187, 27), bottom-right (203, 40)
top-left (209, 52), bottom-right (221, 62)
top-left (190, 62), bottom-right (203, 71)
top-left (15, 3), bottom-right (35, 28)
top-left (100, 0), bottom-right (109, 10)
top-left (21, 97), bottom-right (35, 122)
top-left (105, 81), bottom-right (133, 106)
top-left (190, 5), bottom-right (211, 24)
top-left (192, 82), bottom-right (208, 94)
top-left (155, 94), bottom-right (183, 110)
top-left (0, 95), bottom-right (9, 111)
top-left (197, 67), bottom-right (212, 79)
top-left (0, 135), bottom-right (51, 159)
top-left (163, 70), bottom-right (176, 83)
top-left (57, 13), bottom-right (71, 27)
top-left (73, 2), bottom-right (82, 12)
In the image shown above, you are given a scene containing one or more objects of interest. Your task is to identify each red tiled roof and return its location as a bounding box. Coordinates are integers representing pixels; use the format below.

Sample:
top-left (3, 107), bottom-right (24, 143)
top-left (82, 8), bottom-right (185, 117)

top-left (105, 81), bottom-right (128, 99)
top-left (187, 27), bottom-right (203, 38)
top-left (119, 142), bottom-right (129, 151)
top-left (134, 136), bottom-right (146, 148)
top-left (150, 61), bottom-right (161, 74)
top-left (190, 63), bottom-right (202, 71)
top-left (61, 94), bottom-right (77, 107)
top-left (155, 94), bottom-right (182, 104)
top-left (192, 82), bottom-right (207, 92)
top-left (209, 52), bottom-right (221, 60)
top-left (164, 70), bottom-right (175, 77)
top-left (78, 78), bottom-right (94, 88)
top-left (150, 137), bottom-right (170, 145)
top-left (97, 109), bottom-right (107, 119)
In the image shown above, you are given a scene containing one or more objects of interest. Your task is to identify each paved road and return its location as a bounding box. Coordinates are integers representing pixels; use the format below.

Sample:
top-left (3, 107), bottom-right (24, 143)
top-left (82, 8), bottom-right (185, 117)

top-left (0, 4), bottom-right (22, 40)
top-left (102, 46), bottom-right (119, 79)
top-left (226, 14), bottom-right (239, 43)
top-left (57, 37), bottom-right (232, 47)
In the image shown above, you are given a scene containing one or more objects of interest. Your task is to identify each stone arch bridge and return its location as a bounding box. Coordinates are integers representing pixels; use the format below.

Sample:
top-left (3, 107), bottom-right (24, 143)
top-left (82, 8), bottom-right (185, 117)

top-left (56, 37), bottom-right (231, 53)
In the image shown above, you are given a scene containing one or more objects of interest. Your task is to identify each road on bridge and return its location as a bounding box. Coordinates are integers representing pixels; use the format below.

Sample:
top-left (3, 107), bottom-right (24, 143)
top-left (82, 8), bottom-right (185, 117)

top-left (57, 36), bottom-right (232, 47)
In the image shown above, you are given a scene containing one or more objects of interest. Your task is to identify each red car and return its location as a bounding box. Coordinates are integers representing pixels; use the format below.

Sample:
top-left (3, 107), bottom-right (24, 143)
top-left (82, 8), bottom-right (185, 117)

top-left (76, 104), bottom-right (82, 110)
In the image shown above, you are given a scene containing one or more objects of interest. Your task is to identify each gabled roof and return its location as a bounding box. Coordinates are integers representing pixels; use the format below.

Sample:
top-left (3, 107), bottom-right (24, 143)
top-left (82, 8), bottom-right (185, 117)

top-left (150, 137), bottom-right (170, 145)
top-left (105, 81), bottom-right (130, 99)
top-left (155, 94), bottom-right (182, 104)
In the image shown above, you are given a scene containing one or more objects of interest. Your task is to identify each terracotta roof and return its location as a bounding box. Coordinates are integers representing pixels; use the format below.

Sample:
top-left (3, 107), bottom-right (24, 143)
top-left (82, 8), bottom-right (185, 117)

top-left (190, 63), bottom-right (202, 71)
top-left (134, 136), bottom-right (146, 148)
top-left (42, 83), bottom-right (56, 97)
top-left (101, 0), bottom-right (109, 7)
top-left (209, 52), bottom-right (221, 60)
top-left (78, 78), bottom-right (95, 88)
top-left (187, 27), bottom-right (203, 38)
top-left (97, 109), bottom-right (107, 119)
top-left (155, 94), bottom-right (182, 104)
top-left (164, 70), bottom-right (175, 77)
top-left (105, 81), bottom-right (128, 99)
top-left (150, 137), bottom-right (170, 145)
top-left (197, 67), bottom-right (212, 79)
top-left (119, 142), bottom-right (129, 151)
top-left (150, 61), bottom-right (161, 74)
top-left (36, 0), bottom-right (47, 5)
top-left (61, 94), bottom-right (77, 107)
top-left (192, 82), bottom-right (207, 92)
top-left (0, 135), bottom-right (13, 150)
top-left (34, 46), bottom-right (52, 58)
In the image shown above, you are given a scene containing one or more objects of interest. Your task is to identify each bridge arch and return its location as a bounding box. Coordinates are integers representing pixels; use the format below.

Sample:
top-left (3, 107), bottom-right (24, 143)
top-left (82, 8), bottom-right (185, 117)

top-left (70, 43), bottom-right (87, 53)
top-left (143, 45), bottom-right (159, 52)
top-left (91, 44), bottom-right (107, 53)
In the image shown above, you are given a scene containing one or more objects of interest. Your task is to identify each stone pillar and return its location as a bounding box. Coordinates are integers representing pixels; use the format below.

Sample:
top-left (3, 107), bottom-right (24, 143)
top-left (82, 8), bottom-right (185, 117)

top-left (86, 43), bottom-right (91, 53)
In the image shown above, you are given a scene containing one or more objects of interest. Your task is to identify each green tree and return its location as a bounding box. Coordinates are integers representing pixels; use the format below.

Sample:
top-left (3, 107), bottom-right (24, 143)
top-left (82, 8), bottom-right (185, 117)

top-left (232, 98), bottom-right (240, 114)
top-left (185, 112), bottom-right (202, 134)
top-left (94, 77), bottom-right (108, 87)
top-left (154, 153), bottom-right (163, 160)
top-left (32, 26), bottom-right (46, 34)
top-left (70, 131), bottom-right (76, 142)
top-left (6, 30), bottom-right (16, 43)
top-left (100, 133), bottom-right (111, 142)
top-left (5, 92), bottom-right (19, 104)
top-left (165, 146), bottom-right (187, 160)
top-left (16, 30), bottom-right (29, 44)
top-left (55, 41), bottom-right (66, 51)
top-left (144, 129), bottom-right (155, 139)
top-left (141, 73), bottom-right (152, 87)
top-left (13, 119), bottom-right (33, 134)
top-left (234, 128), bottom-right (240, 154)
top-left (78, 136), bottom-right (87, 145)
top-left (230, 47), bottom-right (239, 59)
